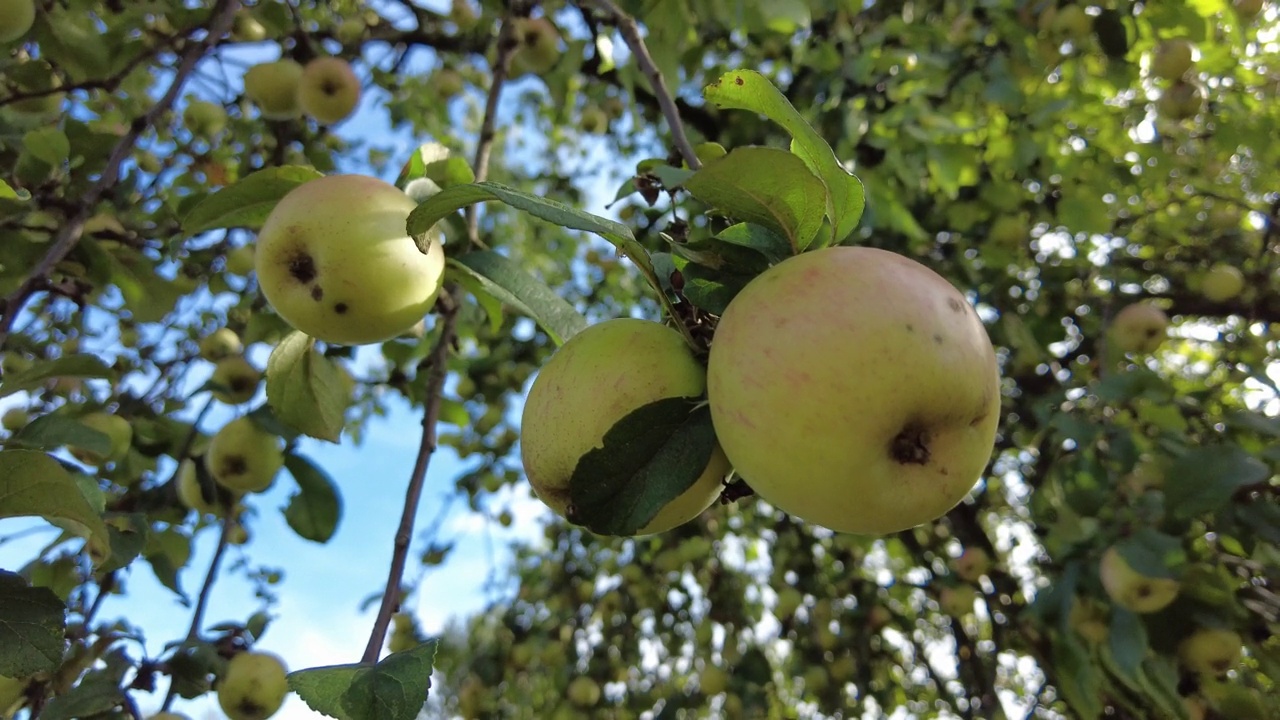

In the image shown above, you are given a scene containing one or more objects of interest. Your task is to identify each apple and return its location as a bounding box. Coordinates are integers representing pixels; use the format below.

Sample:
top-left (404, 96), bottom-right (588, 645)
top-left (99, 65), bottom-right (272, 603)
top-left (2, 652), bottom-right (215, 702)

top-left (298, 57), bottom-right (360, 125)
top-left (428, 68), bottom-right (465, 99)
top-left (579, 104), bottom-right (608, 134)
top-left (0, 0), bottom-right (35, 44)
top-left (989, 214), bottom-right (1028, 248)
top-left (1040, 4), bottom-right (1092, 43)
top-left (938, 584), bottom-right (979, 617)
top-left (176, 459), bottom-right (234, 516)
top-left (774, 586), bottom-right (803, 620)
top-left (1234, 0), bottom-right (1265, 19)
top-left (1069, 598), bottom-right (1110, 645)
top-left (217, 651), bottom-right (289, 720)
top-left (199, 328), bottom-right (243, 361)
top-left (567, 676), bottom-right (601, 707)
top-left (1200, 263), bottom-right (1244, 302)
top-left (1178, 628), bottom-right (1243, 676)
top-left (520, 318), bottom-right (730, 535)
top-left (231, 10), bottom-right (268, 42)
top-left (0, 675), bottom-right (25, 717)
top-left (1151, 39), bottom-right (1195, 80)
top-left (243, 60), bottom-right (304, 120)
top-left (953, 547), bottom-right (992, 582)
top-left (509, 17), bottom-right (561, 77)
top-left (1108, 302), bottom-right (1168, 354)
top-left (209, 356), bottom-right (261, 405)
top-left (226, 245), bottom-right (256, 276)
top-left (802, 666), bottom-right (830, 694)
top-left (204, 417), bottom-right (284, 494)
top-left (700, 665), bottom-right (730, 695)
top-left (450, 0), bottom-right (478, 29)
top-left (706, 246), bottom-right (1000, 535)
top-left (1156, 80), bottom-right (1206, 120)
top-left (71, 412), bottom-right (133, 466)
top-left (227, 521), bottom-right (250, 545)
top-left (254, 174), bottom-right (446, 345)
top-left (2, 407), bottom-right (28, 432)
top-left (335, 17), bottom-right (366, 44)
top-left (183, 99), bottom-right (228, 137)
top-left (1098, 546), bottom-right (1180, 613)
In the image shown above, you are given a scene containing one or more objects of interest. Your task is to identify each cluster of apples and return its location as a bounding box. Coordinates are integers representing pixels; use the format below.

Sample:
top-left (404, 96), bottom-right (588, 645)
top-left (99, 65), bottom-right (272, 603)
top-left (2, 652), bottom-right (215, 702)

top-left (243, 55), bottom-right (361, 125)
top-left (141, 651), bottom-right (289, 720)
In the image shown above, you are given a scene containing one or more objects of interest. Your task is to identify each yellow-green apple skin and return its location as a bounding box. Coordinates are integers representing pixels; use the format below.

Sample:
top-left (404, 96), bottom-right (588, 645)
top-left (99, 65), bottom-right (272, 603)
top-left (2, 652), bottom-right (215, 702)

top-left (298, 57), bottom-right (360, 124)
top-left (217, 651), bottom-right (289, 720)
top-left (509, 17), bottom-right (561, 76)
top-left (243, 60), bottom-right (304, 120)
top-left (0, 675), bottom-right (25, 718)
top-left (1151, 39), bottom-right (1195, 80)
top-left (183, 99), bottom-right (227, 137)
top-left (938, 585), bottom-right (979, 617)
top-left (706, 246), bottom-right (1000, 535)
top-left (1200, 263), bottom-right (1244, 302)
top-left (567, 676), bottom-right (601, 707)
top-left (209, 356), bottom-right (261, 405)
top-left (254, 175), bottom-right (446, 345)
top-left (2, 407), bottom-right (28, 432)
top-left (1177, 629), bottom-right (1243, 676)
top-left (1098, 546), bottom-right (1180, 613)
top-left (72, 412), bottom-right (133, 465)
top-left (199, 328), bottom-right (243, 361)
top-left (520, 318), bottom-right (729, 535)
top-left (176, 459), bottom-right (232, 515)
top-left (1108, 302), bottom-right (1169, 354)
top-left (953, 547), bottom-right (991, 582)
top-left (1156, 80), bottom-right (1206, 120)
top-left (226, 244), bottom-right (256, 275)
top-left (700, 665), bottom-right (730, 695)
top-left (205, 417), bottom-right (283, 494)
top-left (231, 10), bottom-right (268, 42)
top-left (0, 0), bottom-right (36, 44)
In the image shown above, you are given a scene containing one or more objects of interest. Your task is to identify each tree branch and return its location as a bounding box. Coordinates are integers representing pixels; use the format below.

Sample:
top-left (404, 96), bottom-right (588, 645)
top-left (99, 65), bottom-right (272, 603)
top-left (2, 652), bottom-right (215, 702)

top-left (466, 13), bottom-right (520, 247)
top-left (160, 511), bottom-right (235, 711)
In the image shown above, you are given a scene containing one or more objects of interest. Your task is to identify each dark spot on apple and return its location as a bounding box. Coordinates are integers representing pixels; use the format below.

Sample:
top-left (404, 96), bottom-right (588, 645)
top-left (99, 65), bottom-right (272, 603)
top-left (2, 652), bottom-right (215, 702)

top-left (1135, 585), bottom-right (1152, 598)
top-left (230, 376), bottom-right (253, 392)
top-left (310, 285), bottom-right (323, 301)
top-left (890, 423), bottom-right (931, 465)
top-left (933, 334), bottom-right (944, 345)
top-left (237, 698), bottom-right (266, 719)
top-left (948, 298), bottom-right (963, 312)
top-left (734, 76), bottom-right (744, 85)
top-left (524, 30), bottom-right (539, 45)
top-left (288, 251), bottom-right (317, 284)
top-left (905, 324), bottom-right (914, 332)
top-left (321, 79), bottom-right (340, 95)
top-left (221, 455), bottom-right (248, 477)
top-left (334, 302), bottom-right (348, 314)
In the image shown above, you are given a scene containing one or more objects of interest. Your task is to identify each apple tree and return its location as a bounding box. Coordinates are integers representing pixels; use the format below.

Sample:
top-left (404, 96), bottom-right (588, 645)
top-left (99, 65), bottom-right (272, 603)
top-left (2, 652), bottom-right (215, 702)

top-left (0, 1), bottom-right (1276, 720)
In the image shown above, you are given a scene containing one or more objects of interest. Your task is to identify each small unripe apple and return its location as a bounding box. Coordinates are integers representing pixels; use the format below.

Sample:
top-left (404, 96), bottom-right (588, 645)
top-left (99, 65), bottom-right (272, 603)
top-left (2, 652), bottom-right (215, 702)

top-left (217, 651), bottom-right (289, 720)
top-left (226, 245), bottom-right (256, 276)
top-left (244, 60), bottom-right (304, 120)
top-left (183, 99), bottom-right (228, 137)
top-left (255, 175), bottom-right (446, 345)
top-left (298, 57), bottom-right (360, 125)
top-left (205, 417), bottom-right (284, 493)
top-left (566, 677), bottom-right (601, 707)
top-left (953, 547), bottom-right (991, 583)
top-left (1108, 303), bottom-right (1168, 354)
top-left (0, 674), bottom-right (26, 717)
top-left (707, 247), bottom-right (1000, 535)
top-left (199, 328), bottom-right (243, 361)
top-left (231, 11), bottom-right (268, 42)
top-left (1177, 628), bottom-right (1243, 676)
top-left (774, 587), bottom-right (803, 619)
top-left (1156, 80), bottom-right (1206, 120)
top-left (427, 68), bottom-right (465, 99)
top-left (1200, 263), bottom-right (1244, 302)
top-left (449, 0), bottom-right (478, 29)
top-left (335, 17), bottom-right (366, 43)
top-left (1044, 4), bottom-right (1092, 42)
top-left (71, 412), bottom-right (133, 466)
top-left (176, 459), bottom-right (234, 516)
top-left (938, 584), bottom-right (979, 617)
top-left (579, 104), bottom-right (608, 134)
top-left (0, 0), bottom-right (36, 44)
top-left (520, 319), bottom-right (730, 535)
top-left (2, 407), bottom-right (29, 431)
top-left (1150, 39), bottom-right (1195, 80)
top-left (509, 17), bottom-right (561, 77)
top-left (1233, 0), bottom-right (1265, 19)
top-left (209, 356), bottom-right (262, 405)
top-left (1098, 546), bottom-right (1179, 613)
top-left (700, 665), bottom-right (730, 695)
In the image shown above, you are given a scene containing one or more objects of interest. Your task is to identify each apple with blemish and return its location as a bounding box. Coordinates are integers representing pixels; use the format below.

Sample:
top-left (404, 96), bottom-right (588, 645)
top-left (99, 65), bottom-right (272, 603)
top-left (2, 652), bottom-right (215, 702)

top-left (1108, 303), bottom-right (1168, 354)
top-left (298, 57), bottom-right (360, 124)
top-left (205, 417), bottom-right (283, 494)
top-left (244, 60), bottom-right (303, 120)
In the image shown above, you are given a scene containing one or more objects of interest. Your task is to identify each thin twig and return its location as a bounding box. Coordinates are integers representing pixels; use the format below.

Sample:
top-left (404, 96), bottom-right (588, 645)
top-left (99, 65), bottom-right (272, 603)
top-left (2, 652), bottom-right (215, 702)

top-left (160, 512), bottom-right (235, 712)
top-left (361, 296), bottom-right (461, 663)
top-left (581, 0), bottom-right (700, 170)
top-left (466, 13), bottom-right (520, 248)
top-left (0, 0), bottom-right (241, 347)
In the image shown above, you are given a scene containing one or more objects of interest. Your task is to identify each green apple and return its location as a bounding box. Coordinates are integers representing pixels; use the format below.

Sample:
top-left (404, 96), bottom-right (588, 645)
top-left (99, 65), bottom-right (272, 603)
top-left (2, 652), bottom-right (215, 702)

top-left (1234, 0), bottom-right (1265, 19)
top-left (953, 547), bottom-right (991, 583)
top-left (0, 0), bottom-right (36, 44)
top-left (579, 104), bottom-right (608, 134)
top-left (226, 245), bottom-right (256, 276)
top-left (199, 328), bottom-right (243, 361)
top-left (2, 407), bottom-right (28, 432)
top-left (1150, 39), bottom-right (1195, 80)
top-left (520, 318), bottom-right (730, 535)
top-left (1201, 681), bottom-right (1266, 720)
top-left (231, 10), bottom-right (268, 42)
top-left (227, 521), bottom-right (250, 545)
top-left (938, 584), bottom-right (979, 617)
top-left (1156, 80), bottom-right (1206, 120)
top-left (335, 17), bottom-right (366, 44)
top-left (209, 356), bottom-right (261, 405)
top-left (774, 587), bottom-right (803, 620)
top-left (1108, 302), bottom-right (1168, 354)
top-left (1041, 4), bottom-right (1092, 43)
top-left (1068, 597), bottom-right (1110, 645)
top-left (700, 665), bottom-right (730, 695)
top-left (428, 68), bottom-right (465, 99)
top-left (205, 417), bottom-right (283, 493)
top-left (803, 666), bottom-right (830, 693)
top-left (176, 459), bottom-right (235, 516)
top-left (298, 57), bottom-right (360, 124)
top-left (450, 0), bottom-right (478, 29)
top-left (0, 675), bottom-right (25, 718)
top-left (243, 60), bottom-right (304, 120)
top-left (706, 246), bottom-right (1000, 535)
top-left (1178, 629), bottom-right (1243, 676)
top-left (254, 174), bottom-right (446, 345)
top-left (509, 17), bottom-right (561, 76)
top-left (183, 99), bottom-right (228, 137)
top-left (1200, 263), bottom-right (1244, 302)
top-left (566, 676), bottom-right (601, 707)
top-left (217, 651), bottom-right (289, 720)
top-left (1098, 546), bottom-right (1179, 613)
top-left (71, 412), bottom-right (133, 466)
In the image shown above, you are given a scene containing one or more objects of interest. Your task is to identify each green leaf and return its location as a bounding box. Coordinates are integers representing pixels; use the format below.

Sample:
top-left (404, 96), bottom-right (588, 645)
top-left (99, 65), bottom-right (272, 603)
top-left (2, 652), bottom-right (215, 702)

top-left (99, 513), bottom-right (148, 575)
top-left (9, 413), bottom-right (110, 458)
top-left (1051, 634), bottom-right (1104, 720)
top-left (265, 332), bottom-right (350, 443)
top-left (283, 454), bottom-right (342, 544)
top-left (143, 527), bottom-right (191, 600)
top-left (0, 450), bottom-right (112, 565)
top-left (681, 147), bottom-right (826, 253)
top-left (0, 179), bottom-right (17, 199)
top-left (679, 262), bottom-right (754, 317)
top-left (1114, 528), bottom-right (1185, 579)
top-left (182, 166), bottom-right (324, 235)
top-left (447, 252), bottom-right (588, 346)
top-left (569, 398), bottom-right (720, 536)
top-left (703, 69), bottom-right (865, 245)
top-left (0, 570), bottom-right (66, 677)
top-left (0, 354), bottom-right (116, 399)
top-left (289, 640), bottom-right (437, 720)
top-left (1164, 445), bottom-right (1270, 520)
top-left (38, 676), bottom-right (122, 720)
top-left (714, 223), bottom-right (791, 264)
top-left (22, 128), bottom-right (70, 167)
top-left (1107, 608), bottom-right (1148, 676)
